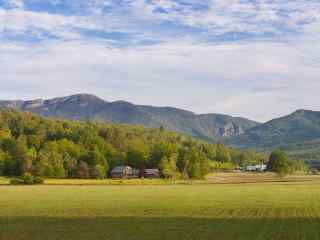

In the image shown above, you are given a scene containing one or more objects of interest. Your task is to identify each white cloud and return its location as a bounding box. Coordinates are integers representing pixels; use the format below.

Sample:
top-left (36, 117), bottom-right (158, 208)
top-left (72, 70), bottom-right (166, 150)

top-left (0, 8), bottom-right (107, 39)
top-left (7, 0), bottom-right (24, 8)
top-left (127, 0), bottom-right (320, 36)
top-left (1, 34), bottom-right (320, 121)
top-left (0, 6), bottom-right (130, 41)
top-left (1, 1), bottom-right (320, 43)
top-left (1, 0), bottom-right (320, 121)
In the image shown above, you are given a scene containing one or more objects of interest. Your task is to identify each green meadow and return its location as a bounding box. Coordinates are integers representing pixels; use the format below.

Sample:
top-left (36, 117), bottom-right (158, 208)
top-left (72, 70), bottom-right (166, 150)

top-left (1, 178), bottom-right (320, 240)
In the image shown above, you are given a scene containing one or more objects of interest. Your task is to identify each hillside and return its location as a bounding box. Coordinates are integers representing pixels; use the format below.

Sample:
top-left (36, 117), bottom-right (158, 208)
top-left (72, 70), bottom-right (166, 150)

top-left (3, 95), bottom-right (320, 159)
top-left (0, 94), bottom-right (259, 142)
top-left (280, 140), bottom-right (320, 167)
top-left (229, 110), bottom-right (320, 150)
top-left (0, 109), bottom-right (264, 179)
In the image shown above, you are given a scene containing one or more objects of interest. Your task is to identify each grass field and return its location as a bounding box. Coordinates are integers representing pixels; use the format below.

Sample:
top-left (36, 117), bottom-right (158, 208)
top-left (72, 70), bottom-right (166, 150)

top-left (1, 174), bottom-right (320, 240)
top-left (2, 172), bottom-right (320, 186)
top-left (0, 177), bottom-right (9, 185)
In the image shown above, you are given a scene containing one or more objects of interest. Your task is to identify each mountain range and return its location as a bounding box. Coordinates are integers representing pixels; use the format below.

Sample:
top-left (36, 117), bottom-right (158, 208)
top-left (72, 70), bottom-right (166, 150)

top-left (1, 94), bottom-right (320, 152)
top-left (0, 94), bottom-right (259, 142)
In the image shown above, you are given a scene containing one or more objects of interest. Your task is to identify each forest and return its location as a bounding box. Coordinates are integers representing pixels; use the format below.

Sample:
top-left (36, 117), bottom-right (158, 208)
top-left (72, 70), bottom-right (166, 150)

top-left (0, 109), bottom-right (268, 179)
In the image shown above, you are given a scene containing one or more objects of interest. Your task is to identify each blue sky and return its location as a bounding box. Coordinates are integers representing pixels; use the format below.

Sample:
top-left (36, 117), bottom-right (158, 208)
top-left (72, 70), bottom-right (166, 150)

top-left (0, 0), bottom-right (320, 121)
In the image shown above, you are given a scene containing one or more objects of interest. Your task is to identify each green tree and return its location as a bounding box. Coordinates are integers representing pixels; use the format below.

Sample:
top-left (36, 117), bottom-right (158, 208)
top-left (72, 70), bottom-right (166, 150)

top-left (77, 161), bottom-right (90, 179)
top-left (177, 145), bottom-right (210, 179)
top-left (0, 149), bottom-right (6, 175)
top-left (267, 150), bottom-right (291, 178)
top-left (159, 155), bottom-right (177, 179)
top-left (126, 139), bottom-right (150, 178)
top-left (188, 149), bottom-right (210, 179)
top-left (62, 153), bottom-right (77, 178)
top-left (0, 109), bottom-right (268, 180)
top-left (0, 127), bottom-right (12, 140)
top-left (85, 148), bottom-right (107, 167)
top-left (35, 151), bottom-right (54, 177)
top-left (53, 163), bottom-right (66, 178)
top-left (216, 144), bottom-right (231, 163)
top-left (91, 164), bottom-right (107, 179)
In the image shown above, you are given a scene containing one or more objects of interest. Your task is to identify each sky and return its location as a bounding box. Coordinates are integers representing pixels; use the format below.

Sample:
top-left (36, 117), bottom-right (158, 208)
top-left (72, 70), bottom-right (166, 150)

top-left (0, 0), bottom-right (320, 122)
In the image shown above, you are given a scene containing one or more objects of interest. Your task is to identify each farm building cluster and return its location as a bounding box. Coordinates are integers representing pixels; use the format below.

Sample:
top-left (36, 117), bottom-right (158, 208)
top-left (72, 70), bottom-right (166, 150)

top-left (110, 166), bottom-right (160, 179)
top-left (235, 164), bottom-right (267, 172)
top-left (245, 164), bottom-right (267, 172)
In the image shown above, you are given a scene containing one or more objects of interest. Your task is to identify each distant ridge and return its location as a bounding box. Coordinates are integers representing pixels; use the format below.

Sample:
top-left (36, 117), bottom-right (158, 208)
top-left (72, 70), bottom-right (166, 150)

top-left (1, 94), bottom-right (320, 152)
top-left (229, 109), bottom-right (320, 149)
top-left (0, 94), bottom-right (259, 142)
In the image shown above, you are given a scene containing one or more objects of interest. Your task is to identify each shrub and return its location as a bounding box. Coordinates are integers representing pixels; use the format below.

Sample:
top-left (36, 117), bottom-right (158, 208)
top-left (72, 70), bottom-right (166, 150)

top-left (10, 178), bottom-right (25, 185)
top-left (10, 174), bottom-right (44, 185)
top-left (33, 176), bottom-right (45, 184)
top-left (21, 173), bottom-right (34, 185)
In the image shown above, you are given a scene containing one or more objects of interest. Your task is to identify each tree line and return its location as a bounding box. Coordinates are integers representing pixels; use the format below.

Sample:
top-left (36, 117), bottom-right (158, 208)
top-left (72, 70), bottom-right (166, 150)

top-left (0, 110), bottom-right (269, 179)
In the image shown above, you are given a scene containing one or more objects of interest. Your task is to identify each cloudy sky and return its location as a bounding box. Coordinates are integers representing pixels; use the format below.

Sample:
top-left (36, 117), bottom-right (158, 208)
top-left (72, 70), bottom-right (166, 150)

top-left (0, 0), bottom-right (320, 122)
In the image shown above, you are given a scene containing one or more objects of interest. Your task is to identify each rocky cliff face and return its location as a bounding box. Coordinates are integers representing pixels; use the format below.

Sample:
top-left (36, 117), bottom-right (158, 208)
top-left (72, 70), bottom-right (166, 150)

top-left (219, 123), bottom-right (245, 137)
top-left (196, 114), bottom-right (256, 140)
top-left (0, 94), bottom-right (260, 142)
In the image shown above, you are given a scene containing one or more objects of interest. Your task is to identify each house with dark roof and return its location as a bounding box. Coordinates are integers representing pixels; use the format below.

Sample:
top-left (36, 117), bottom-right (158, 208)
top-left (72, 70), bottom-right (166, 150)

top-left (110, 166), bottom-right (160, 179)
top-left (144, 169), bottom-right (160, 178)
top-left (110, 166), bottom-right (133, 179)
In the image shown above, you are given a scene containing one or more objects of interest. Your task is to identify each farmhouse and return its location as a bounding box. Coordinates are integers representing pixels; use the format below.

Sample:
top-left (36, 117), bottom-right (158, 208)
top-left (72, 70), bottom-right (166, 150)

top-left (132, 169), bottom-right (140, 178)
top-left (144, 169), bottom-right (160, 178)
top-left (110, 166), bottom-right (161, 179)
top-left (110, 166), bottom-right (134, 178)
top-left (246, 164), bottom-right (267, 172)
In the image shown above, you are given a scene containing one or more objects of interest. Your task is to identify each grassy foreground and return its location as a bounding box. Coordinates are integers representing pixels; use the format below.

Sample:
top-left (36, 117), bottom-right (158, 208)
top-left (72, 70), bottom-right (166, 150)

top-left (1, 178), bottom-right (320, 240)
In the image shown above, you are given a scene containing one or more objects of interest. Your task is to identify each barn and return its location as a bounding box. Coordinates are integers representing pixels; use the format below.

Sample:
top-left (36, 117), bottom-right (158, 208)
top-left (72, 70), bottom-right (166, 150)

top-left (110, 166), bottom-right (133, 179)
top-left (144, 169), bottom-right (160, 178)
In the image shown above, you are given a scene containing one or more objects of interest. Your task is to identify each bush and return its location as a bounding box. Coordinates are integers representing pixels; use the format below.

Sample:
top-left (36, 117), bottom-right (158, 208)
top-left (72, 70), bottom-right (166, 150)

top-left (21, 173), bottom-right (34, 185)
top-left (10, 178), bottom-right (25, 185)
top-left (33, 176), bottom-right (45, 184)
top-left (10, 174), bottom-right (44, 185)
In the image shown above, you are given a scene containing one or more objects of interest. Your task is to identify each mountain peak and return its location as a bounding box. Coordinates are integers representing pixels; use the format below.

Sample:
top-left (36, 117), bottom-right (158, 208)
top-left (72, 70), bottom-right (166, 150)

top-left (0, 94), bottom-right (259, 142)
top-left (292, 109), bottom-right (308, 115)
top-left (229, 109), bottom-right (320, 149)
top-left (289, 109), bottom-right (320, 120)
top-left (43, 94), bottom-right (106, 106)
top-left (69, 93), bottom-right (100, 99)
top-left (56, 93), bottom-right (103, 102)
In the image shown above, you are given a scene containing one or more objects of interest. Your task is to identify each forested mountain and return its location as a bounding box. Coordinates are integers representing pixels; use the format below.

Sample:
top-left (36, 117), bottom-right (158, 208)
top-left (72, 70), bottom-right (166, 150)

top-left (229, 110), bottom-right (320, 151)
top-left (280, 140), bottom-right (320, 167)
top-left (2, 95), bottom-right (320, 162)
top-left (0, 94), bottom-right (259, 142)
top-left (0, 109), bottom-right (265, 178)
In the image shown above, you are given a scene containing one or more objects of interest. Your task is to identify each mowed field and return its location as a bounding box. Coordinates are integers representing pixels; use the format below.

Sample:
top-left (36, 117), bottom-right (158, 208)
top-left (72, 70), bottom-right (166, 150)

top-left (1, 175), bottom-right (320, 240)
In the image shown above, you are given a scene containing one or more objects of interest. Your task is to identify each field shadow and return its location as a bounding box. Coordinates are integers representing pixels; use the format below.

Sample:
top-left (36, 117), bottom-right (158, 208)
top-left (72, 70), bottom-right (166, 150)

top-left (1, 216), bottom-right (320, 240)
